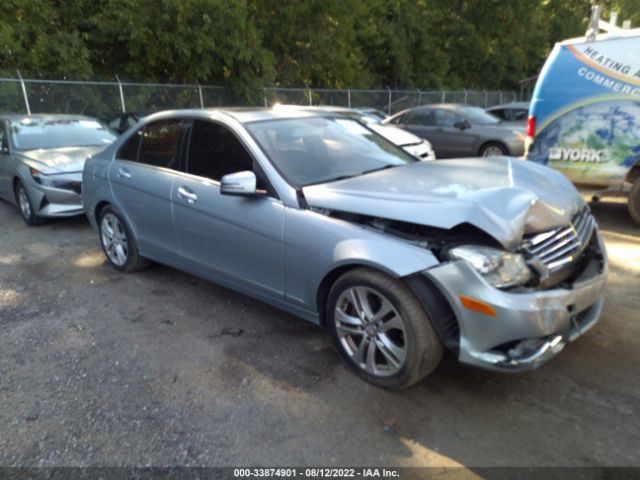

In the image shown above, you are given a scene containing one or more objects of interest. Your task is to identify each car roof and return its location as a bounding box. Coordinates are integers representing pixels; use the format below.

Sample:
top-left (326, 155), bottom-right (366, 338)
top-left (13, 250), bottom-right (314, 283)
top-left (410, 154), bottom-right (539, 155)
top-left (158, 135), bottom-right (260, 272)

top-left (486, 102), bottom-right (530, 110)
top-left (142, 107), bottom-right (343, 124)
top-left (0, 113), bottom-right (97, 122)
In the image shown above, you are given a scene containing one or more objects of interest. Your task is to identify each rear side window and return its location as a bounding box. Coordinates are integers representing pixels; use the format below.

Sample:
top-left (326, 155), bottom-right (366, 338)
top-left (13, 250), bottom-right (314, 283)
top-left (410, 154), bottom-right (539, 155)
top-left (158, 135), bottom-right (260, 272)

top-left (138, 120), bottom-right (184, 169)
top-left (512, 109), bottom-right (528, 121)
top-left (186, 120), bottom-right (253, 181)
top-left (0, 122), bottom-right (8, 152)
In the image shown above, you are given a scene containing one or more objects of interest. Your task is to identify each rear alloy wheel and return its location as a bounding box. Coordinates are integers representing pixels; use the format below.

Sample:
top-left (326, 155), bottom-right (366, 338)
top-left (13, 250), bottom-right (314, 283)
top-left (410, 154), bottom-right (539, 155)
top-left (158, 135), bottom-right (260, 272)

top-left (327, 268), bottom-right (443, 389)
top-left (15, 180), bottom-right (43, 226)
top-left (479, 142), bottom-right (508, 157)
top-left (628, 177), bottom-right (640, 226)
top-left (99, 206), bottom-right (149, 273)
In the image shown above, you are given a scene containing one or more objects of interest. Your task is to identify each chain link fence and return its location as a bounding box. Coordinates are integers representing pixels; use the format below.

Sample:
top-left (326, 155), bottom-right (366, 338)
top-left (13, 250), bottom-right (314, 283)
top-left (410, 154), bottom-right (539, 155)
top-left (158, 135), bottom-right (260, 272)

top-left (0, 74), bottom-right (524, 120)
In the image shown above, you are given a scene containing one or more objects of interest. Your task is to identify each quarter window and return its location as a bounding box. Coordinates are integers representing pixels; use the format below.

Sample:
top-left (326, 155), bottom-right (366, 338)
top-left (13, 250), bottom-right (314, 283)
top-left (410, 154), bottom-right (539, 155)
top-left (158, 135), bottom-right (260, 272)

top-left (186, 120), bottom-right (253, 181)
top-left (118, 129), bottom-right (142, 161)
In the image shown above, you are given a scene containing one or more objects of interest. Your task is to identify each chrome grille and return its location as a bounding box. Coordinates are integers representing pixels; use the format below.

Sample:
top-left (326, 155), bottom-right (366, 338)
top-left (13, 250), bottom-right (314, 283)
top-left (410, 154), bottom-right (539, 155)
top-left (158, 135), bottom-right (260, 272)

top-left (523, 207), bottom-right (596, 273)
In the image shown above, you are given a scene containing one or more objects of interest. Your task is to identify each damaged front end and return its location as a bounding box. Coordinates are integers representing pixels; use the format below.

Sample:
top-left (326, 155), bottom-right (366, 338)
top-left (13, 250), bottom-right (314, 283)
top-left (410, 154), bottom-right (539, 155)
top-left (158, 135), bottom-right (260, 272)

top-left (421, 206), bottom-right (607, 372)
top-left (310, 203), bottom-right (607, 373)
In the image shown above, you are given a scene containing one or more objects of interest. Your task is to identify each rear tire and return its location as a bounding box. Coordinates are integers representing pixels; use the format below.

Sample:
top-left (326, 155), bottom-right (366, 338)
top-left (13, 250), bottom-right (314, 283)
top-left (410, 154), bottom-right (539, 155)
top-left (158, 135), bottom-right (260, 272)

top-left (98, 206), bottom-right (150, 273)
top-left (628, 177), bottom-right (640, 226)
top-left (15, 180), bottom-right (44, 226)
top-left (479, 142), bottom-right (508, 157)
top-left (327, 267), bottom-right (443, 390)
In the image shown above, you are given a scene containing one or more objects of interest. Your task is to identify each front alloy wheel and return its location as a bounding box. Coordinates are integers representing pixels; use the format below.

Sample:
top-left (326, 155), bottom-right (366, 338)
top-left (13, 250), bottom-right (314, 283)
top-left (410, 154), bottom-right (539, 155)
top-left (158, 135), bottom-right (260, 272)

top-left (15, 181), bottom-right (42, 226)
top-left (327, 268), bottom-right (443, 389)
top-left (335, 286), bottom-right (407, 377)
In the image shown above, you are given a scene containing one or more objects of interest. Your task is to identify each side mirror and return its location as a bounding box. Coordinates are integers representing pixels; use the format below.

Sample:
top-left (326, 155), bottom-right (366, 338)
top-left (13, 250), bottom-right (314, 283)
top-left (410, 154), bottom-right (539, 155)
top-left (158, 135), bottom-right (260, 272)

top-left (220, 170), bottom-right (257, 196)
top-left (454, 120), bottom-right (471, 130)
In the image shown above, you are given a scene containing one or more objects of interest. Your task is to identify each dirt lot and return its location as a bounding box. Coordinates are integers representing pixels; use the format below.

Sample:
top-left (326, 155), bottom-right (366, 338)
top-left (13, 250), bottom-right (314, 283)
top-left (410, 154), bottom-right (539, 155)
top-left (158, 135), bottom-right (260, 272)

top-left (0, 198), bottom-right (639, 469)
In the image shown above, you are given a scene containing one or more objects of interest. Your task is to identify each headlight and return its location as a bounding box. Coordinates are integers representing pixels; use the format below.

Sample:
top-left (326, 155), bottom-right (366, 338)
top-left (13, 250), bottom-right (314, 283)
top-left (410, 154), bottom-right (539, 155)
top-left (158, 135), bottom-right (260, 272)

top-left (448, 245), bottom-right (533, 288)
top-left (30, 167), bottom-right (72, 189)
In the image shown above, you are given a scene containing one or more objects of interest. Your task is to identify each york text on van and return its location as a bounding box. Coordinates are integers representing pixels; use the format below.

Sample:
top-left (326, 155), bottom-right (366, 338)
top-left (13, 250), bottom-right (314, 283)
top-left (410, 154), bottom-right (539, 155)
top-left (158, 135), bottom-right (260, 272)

top-left (549, 148), bottom-right (609, 163)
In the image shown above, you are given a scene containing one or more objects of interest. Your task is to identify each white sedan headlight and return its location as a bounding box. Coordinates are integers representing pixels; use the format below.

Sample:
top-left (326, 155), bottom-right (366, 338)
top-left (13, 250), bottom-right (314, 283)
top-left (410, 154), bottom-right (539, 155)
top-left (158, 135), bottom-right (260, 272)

top-left (448, 245), bottom-right (533, 288)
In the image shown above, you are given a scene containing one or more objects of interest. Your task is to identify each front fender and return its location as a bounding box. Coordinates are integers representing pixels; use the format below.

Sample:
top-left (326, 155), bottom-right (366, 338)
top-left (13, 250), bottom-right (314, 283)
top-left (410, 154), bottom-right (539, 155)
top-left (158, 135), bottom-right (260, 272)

top-left (331, 238), bottom-right (439, 277)
top-left (284, 207), bottom-right (440, 313)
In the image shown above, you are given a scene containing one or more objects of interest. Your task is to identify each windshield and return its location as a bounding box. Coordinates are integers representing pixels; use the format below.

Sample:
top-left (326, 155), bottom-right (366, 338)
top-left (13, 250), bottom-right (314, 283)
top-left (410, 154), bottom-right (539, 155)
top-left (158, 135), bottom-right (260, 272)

top-left (10, 118), bottom-right (116, 150)
top-left (247, 117), bottom-right (417, 188)
top-left (458, 106), bottom-right (501, 125)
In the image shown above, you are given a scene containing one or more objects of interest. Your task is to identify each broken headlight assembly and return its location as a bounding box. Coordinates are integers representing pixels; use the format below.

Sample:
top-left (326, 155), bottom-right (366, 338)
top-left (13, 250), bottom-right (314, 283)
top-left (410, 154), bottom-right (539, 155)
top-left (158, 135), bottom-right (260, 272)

top-left (30, 167), bottom-right (74, 189)
top-left (447, 245), bottom-right (533, 289)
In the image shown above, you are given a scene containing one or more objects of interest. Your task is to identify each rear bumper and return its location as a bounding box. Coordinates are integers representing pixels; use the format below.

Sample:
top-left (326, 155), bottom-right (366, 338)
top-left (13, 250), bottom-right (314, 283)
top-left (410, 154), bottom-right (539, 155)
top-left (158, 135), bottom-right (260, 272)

top-left (423, 230), bottom-right (607, 372)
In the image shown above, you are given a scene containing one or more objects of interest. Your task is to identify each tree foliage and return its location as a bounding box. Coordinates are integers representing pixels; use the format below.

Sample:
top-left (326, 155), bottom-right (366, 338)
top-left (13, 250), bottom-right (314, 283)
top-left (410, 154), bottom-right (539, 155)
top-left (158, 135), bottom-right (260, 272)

top-left (0, 0), bottom-right (636, 94)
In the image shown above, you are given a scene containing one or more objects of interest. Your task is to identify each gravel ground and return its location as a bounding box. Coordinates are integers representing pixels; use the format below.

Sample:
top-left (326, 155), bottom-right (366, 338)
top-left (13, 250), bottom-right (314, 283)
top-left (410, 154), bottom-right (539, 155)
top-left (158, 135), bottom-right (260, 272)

top-left (0, 198), bottom-right (639, 469)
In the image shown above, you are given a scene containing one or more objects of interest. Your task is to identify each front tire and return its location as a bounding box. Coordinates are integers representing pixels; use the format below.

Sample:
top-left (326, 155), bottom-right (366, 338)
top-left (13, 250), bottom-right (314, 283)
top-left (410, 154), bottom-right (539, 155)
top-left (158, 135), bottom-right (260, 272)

top-left (628, 177), bottom-right (640, 226)
top-left (327, 268), bottom-right (443, 389)
top-left (15, 180), bottom-right (43, 226)
top-left (479, 142), bottom-right (508, 157)
top-left (99, 206), bottom-right (149, 273)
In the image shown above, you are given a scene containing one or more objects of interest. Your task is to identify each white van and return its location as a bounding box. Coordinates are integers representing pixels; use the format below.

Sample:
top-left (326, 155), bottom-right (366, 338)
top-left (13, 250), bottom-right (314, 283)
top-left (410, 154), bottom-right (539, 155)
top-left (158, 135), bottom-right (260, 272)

top-left (526, 7), bottom-right (640, 224)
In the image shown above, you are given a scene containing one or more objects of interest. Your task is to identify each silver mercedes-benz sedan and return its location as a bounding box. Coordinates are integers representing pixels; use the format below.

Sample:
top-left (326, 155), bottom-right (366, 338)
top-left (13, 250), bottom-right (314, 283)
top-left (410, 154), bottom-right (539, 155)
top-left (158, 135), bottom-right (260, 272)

top-left (0, 114), bottom-right (116, 225)
top-left (82, 108), bottom-right (607, 389)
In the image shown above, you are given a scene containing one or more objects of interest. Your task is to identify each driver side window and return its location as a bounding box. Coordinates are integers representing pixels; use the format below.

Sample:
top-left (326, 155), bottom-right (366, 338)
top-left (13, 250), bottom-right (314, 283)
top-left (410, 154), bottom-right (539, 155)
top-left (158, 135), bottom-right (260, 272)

top-left (186, 120), bottom-right (254, 182)
top-left (434, 110), bottom-right (462, 127)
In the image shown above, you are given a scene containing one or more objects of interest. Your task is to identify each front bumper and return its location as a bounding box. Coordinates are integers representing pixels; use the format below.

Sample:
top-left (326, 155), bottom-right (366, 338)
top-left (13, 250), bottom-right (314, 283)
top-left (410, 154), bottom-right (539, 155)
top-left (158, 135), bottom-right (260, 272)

top-left (23, 173), bottom-right (84, 218)
top-left (424, 231), bottom-right (607, 372)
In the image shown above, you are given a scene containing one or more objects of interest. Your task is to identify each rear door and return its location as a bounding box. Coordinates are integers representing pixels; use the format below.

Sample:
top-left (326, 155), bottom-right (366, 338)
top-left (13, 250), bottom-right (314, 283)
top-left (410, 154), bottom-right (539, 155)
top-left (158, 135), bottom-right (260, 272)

top-left (172, 119), bottom-right (285, 299)
top-left (109, 119), bottom-right (187, 261)
top-left (0, 120), bottom-right (11, 200)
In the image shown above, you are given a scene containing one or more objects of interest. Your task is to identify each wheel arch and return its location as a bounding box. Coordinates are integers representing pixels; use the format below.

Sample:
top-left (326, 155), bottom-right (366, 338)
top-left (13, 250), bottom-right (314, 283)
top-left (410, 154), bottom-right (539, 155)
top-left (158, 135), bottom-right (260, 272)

top-left (316, 262), bottom-right (392, 327)
top-left (625, 160), bottom-right (640, 184)
top-left (94, 200), bottom-right (111, 223)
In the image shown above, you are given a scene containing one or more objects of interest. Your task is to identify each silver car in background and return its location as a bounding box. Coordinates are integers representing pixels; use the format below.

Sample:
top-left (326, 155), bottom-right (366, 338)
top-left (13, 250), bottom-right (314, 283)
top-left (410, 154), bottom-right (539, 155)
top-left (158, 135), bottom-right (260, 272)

top-left (82, 108), bottom-right (607, 389)
top-left (385, 104), bottom-right (525, 158)
top-left (0, 114), bottom-right (116, 225)
top-left (275, 105), bottom-right (436, 160)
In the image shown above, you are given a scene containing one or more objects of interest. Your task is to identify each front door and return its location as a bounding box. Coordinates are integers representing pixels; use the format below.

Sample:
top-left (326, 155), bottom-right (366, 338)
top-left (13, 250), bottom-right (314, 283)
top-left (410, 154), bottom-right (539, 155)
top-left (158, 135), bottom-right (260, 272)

top-left (432, 109), bottom-right (478, 157)
top-left (172, 119), bottom-right (285, 299)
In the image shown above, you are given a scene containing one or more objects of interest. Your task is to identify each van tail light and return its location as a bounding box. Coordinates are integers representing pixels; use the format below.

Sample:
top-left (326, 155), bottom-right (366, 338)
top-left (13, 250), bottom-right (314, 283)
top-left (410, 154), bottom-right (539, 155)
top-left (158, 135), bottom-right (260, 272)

top-left (526, 115), bottom-right (536, 138)
top-left (524, 115), bottom-right (536, 155)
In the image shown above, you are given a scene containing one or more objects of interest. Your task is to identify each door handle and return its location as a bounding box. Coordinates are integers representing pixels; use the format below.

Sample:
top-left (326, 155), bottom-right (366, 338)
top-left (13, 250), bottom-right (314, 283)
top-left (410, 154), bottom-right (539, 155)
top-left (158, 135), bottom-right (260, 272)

top-left (177, 186), bottom-right (198, 204)
top-left (117, 167), bottom-right (132, 179)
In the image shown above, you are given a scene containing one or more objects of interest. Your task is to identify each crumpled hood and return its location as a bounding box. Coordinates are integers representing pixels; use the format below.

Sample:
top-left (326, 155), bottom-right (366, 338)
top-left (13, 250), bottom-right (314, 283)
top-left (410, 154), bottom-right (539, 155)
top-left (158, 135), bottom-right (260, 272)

top-left (17, 146), bottom-right (105, 174)
top-left (302, 157), bottom-right (584, 249)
